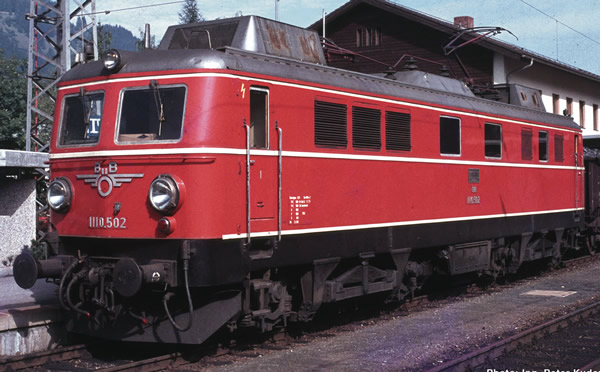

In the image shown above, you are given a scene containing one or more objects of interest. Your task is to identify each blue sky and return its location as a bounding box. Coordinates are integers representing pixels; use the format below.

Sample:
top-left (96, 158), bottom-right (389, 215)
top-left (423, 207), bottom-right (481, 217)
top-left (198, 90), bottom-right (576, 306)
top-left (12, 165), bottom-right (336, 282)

top-left (95, 0), bottom-right (600, 75)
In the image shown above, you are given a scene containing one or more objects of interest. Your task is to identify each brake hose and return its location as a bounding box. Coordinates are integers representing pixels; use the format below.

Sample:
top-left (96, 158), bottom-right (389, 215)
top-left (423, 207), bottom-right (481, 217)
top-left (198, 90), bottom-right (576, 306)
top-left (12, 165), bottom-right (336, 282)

top-left (162, 257), bottom-right (194, 331)
top-left (58, 260), bottom-right (79, 311)
top-left (66, 274), bottom-right (90, 318)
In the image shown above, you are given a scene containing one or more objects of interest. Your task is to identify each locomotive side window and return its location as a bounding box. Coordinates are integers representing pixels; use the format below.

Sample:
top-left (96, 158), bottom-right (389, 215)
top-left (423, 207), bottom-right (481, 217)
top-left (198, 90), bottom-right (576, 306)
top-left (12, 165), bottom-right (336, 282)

top-left (59, 91), bottom-right (104, 146)
top-left (314, 100), bottom-right (347, 148)
top-left (539, 131), bottom-right (549, 161)
top-left (554, 134), bottom-right (564, 162)
top-left (484, 123), bottom-right (502, 159)
top-left (440, 116), bottom-right (461, 156)
top-left (117, 84), bottom-right (186, 143)
top-left (385, 111), bottom-right (411, 152)
top-left (352, 106), bottom-right (381, 151)
top-left (250, 87), bottom-right (269, 149)
top-left (521, 128), bottom-right (533, 160)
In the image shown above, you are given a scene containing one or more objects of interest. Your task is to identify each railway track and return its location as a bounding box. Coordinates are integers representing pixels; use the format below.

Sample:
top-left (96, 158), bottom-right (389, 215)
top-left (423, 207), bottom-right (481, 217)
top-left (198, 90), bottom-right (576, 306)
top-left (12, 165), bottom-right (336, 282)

top-left (0, 344), bottom-right (89, 371)
top-left (3, 254), bottom-right (598, 371)
top-left (425, 299), bottom-right (600, 371)
top-left (0, 342), bottom-right (191, 371)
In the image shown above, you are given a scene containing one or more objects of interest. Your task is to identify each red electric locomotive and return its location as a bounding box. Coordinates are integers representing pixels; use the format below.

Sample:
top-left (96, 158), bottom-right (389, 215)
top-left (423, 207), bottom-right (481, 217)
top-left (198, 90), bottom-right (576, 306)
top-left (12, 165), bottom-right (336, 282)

top-left (14, 16), bottom-right (585, 343)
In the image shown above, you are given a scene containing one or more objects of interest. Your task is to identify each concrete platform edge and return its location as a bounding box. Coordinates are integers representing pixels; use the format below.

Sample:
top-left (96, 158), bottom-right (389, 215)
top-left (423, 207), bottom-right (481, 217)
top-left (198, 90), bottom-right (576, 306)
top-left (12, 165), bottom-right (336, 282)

top-left (0, 267), bottom-right (13, 277)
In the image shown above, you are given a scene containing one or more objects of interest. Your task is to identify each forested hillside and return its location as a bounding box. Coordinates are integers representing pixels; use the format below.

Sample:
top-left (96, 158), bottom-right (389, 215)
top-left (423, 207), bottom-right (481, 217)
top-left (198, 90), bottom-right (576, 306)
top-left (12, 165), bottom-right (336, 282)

top-left (0, 0), bottom-right (140, 149)
top-left (0, 0), bottom-right (139, 60)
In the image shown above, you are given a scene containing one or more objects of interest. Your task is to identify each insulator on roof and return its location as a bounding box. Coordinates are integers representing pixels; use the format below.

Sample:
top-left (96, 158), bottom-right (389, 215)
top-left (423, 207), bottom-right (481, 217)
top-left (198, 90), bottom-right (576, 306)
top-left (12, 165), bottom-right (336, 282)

top-left (402, 57), bottom-right (418, 71)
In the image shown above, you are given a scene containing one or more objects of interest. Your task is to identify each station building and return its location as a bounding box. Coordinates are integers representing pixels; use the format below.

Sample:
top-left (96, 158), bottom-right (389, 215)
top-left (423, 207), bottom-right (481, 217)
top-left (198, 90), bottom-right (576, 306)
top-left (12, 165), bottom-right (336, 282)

top-left (309, 0), bottom-right (600, 136)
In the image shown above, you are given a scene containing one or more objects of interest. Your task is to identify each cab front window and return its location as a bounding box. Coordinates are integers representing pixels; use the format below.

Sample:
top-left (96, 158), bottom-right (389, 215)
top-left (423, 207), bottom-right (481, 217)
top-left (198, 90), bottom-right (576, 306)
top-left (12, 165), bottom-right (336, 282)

top-left (59, 92), bottom-right (104, 146)
top-left (117, 84), bottom-right (186, 143)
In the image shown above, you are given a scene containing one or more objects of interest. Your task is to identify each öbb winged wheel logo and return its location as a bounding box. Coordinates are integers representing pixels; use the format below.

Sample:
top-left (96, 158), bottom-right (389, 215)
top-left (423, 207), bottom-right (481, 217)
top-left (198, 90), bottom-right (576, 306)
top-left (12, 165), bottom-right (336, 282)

top-left (76, 162), bottom-right (144, 197)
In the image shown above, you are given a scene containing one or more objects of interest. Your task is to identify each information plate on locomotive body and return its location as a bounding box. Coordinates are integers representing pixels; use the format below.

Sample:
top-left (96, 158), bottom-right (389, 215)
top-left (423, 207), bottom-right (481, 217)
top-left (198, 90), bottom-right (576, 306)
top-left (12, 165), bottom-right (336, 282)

top-left (88, 216), bottom-right (127, 229)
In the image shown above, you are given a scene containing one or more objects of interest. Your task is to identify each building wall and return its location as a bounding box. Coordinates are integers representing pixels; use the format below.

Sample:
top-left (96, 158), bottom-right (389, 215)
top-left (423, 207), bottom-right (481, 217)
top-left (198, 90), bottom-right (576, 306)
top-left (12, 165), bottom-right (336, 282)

top-left (494, 54), bottom-right (600, 136)
top-left (0, 178), bottom-right (36, 266)
top-left (322, 3), bottom-right (494, 87)
top-left (318, 2), bottom-right (600, 137)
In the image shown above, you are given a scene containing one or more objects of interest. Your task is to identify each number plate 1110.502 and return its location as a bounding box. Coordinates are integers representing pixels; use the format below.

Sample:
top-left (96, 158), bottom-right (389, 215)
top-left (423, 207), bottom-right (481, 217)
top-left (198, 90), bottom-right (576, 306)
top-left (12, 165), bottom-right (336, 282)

top-left (89, 216), bottom-right (127, 229)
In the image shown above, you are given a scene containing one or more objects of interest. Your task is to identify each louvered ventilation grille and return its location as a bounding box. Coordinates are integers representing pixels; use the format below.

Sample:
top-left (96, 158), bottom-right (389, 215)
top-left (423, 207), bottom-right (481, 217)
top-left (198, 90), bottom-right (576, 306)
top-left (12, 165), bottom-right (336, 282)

top-left (521, 128), bottom-right (533, 160)
top-left (555, 134), bottom-right (564, 162)
top-left (314, 100), bottom-right (347, 148)
top-left (352, 106), bottom-right (381, 150)
top-left (385, 111), bottom-right (411, 151)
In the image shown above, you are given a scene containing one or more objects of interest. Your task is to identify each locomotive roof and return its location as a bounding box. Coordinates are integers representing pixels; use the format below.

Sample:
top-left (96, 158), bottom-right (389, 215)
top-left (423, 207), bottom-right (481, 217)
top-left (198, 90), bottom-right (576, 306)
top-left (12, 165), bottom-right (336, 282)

top-left (61, 16), bottom-right (579, 132)
top-left (159, 16), bottom-right (326, 65)
top-left (223, 47), bottom-right (579, 131)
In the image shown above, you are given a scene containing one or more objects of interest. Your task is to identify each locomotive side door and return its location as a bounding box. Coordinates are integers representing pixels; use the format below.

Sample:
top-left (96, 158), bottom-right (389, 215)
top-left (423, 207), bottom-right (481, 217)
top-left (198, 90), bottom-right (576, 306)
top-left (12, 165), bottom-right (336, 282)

top-left (245, 86), bottom-right (278, 249)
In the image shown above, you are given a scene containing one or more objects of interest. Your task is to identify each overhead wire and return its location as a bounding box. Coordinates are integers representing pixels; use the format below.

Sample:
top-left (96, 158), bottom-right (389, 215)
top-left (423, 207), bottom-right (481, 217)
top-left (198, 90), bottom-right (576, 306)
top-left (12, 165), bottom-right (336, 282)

top-left (77, 0), bottom-right (186, 16)
top-left (518, 0), bottom-right (600, 47)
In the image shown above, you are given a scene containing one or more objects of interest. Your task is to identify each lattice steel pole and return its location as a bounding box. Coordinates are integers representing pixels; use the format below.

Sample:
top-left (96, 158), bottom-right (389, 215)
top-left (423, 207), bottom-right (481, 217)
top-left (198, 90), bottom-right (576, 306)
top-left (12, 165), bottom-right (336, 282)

top-left (25, 0), bottom-right (98, 221)
top-left (25, 0), bottom-right (98, 153)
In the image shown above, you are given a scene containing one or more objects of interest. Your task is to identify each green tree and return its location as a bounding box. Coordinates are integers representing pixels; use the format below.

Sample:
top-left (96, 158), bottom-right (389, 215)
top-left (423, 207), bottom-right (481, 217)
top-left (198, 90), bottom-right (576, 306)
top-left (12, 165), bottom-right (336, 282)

top-left (0, 50), bottom-right (27, 149)
top-left (97, 23), bottom-right (113, 55)
top-left (178, 0), bottom-right (204, 24)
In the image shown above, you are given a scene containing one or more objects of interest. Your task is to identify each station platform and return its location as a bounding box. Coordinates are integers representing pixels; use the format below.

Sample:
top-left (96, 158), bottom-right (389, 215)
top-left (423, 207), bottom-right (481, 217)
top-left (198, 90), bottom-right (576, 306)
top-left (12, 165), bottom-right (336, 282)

top-left (202, 258), bottom-right (600, 372)
top-left (0, 267), bottom-right (65, 357)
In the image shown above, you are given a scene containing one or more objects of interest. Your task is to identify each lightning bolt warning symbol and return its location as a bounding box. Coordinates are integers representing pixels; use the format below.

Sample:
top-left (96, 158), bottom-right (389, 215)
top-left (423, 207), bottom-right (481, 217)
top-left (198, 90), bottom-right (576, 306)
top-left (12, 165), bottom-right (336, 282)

top-left (241, 83), bottom-right (246, 99)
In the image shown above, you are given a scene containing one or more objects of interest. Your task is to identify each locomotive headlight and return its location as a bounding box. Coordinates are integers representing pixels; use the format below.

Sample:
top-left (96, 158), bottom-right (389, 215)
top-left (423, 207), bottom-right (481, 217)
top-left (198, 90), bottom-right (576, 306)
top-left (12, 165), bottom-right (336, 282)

top-left (103, 49), bottom-right (121, 71)
top-left (148, 175), bottom-right (180, 214)
top-left (48, 178), bottom-right (73, 212)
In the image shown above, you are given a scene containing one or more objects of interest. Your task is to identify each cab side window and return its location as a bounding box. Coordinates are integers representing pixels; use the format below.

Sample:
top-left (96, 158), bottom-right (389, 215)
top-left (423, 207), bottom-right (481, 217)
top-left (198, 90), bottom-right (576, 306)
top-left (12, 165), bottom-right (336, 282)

top-left (250, 87), bottom-right (268, 149)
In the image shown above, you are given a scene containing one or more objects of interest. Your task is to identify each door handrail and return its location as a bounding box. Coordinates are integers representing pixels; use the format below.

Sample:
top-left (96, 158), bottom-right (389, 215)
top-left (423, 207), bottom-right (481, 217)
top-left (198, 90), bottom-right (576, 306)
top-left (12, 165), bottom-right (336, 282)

top-left (276, 122), bottom-right (282, 242)
top-left (244, 120), bottom-right (251, 246)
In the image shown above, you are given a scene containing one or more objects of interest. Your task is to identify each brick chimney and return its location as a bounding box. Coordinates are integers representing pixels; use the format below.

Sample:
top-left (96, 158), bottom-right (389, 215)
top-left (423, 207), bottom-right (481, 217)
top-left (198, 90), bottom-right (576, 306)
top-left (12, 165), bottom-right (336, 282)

top-left (454, 16), bottom-right (474, 29)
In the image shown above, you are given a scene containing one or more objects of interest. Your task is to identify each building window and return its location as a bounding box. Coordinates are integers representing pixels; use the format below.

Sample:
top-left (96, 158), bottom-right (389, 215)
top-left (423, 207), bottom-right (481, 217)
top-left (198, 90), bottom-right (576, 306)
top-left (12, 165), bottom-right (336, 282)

top-left (539, 131), bottom-right (549, 162)
top-left (356, 29), bottom-right (363, 47)
top-left (580, 100), bottom-right (586, 128)
top-left (554, 134), bottom-right (564, 162)
top-left (440, 116), bottom-right (461, 156)
top-left (356, 27), bottom-right (381, 47)
top-left (567, 97), bottom-right (573, 116)
top-left (594, 104), bottom-right (598, 131)
top-left (314, 100), bottom-right (347, 148)
top-left (484, 123), bottom-right (502, 158)
top-left (552, 94), bottom-right (560, 114)
top-left (385, 111), bottom-right (411, 151)
top-left (521, 128), bottom-right (533, 160)
top-left (352, 106), bottom-right (381, 151)
top-left (372, 28), bottom-right (381, 46)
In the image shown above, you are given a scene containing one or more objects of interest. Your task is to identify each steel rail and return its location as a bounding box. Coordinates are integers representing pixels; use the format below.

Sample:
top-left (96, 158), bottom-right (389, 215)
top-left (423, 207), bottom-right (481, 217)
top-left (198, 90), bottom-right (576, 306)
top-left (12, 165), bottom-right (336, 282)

top-left (97, 352), bottom-right (185, 372)
top-left (0, 344), bottom-right (88, 370)
top-left (425, 299), bottom-right (600, 372)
